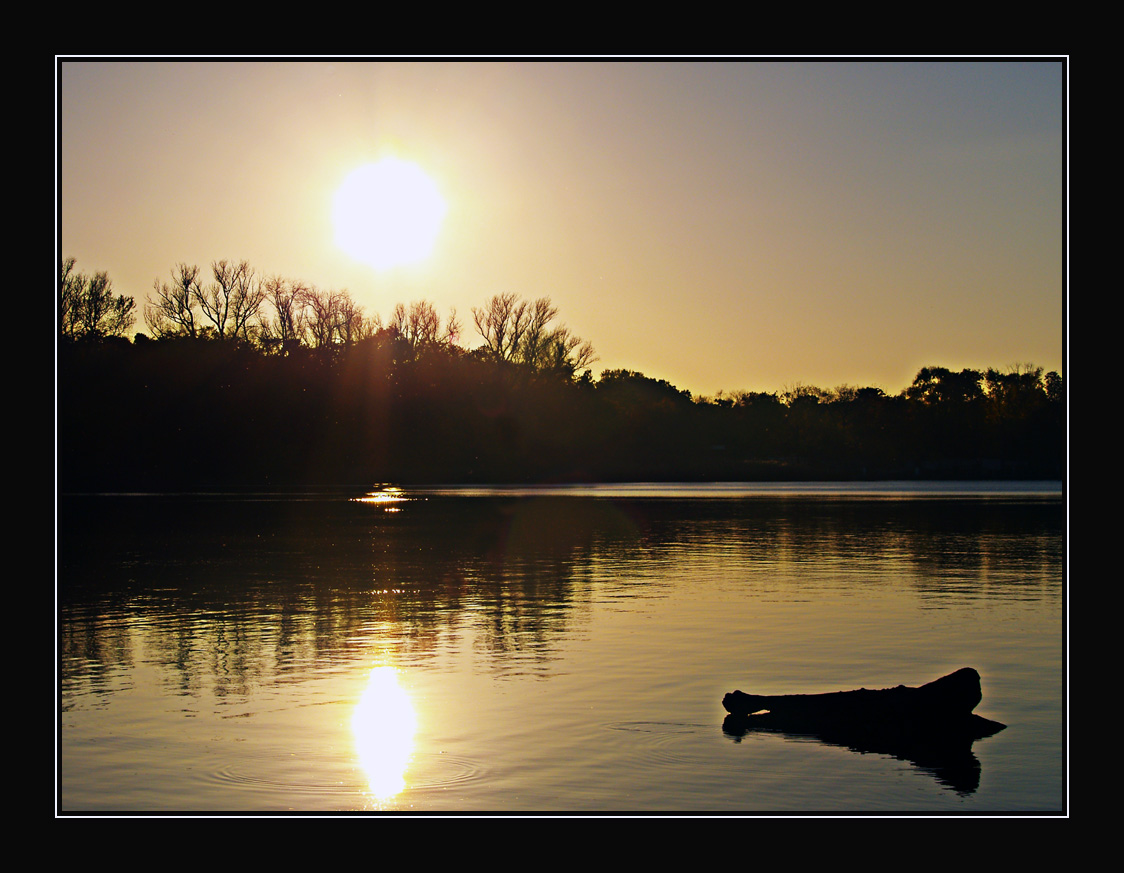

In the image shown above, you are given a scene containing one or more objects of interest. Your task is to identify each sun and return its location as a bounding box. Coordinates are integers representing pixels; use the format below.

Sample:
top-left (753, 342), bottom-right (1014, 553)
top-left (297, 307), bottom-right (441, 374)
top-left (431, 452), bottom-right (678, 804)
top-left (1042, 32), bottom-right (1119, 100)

top-left (333, 157), bottom-right (447, 271)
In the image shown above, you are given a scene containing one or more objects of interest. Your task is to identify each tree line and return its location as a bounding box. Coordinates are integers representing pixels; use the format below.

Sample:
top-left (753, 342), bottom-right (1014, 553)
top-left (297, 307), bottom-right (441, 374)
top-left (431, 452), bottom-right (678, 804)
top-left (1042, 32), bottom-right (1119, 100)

top-left (66, 256), bottom-right (598, 380)
top-left (58, 258), bottom-right (1064, 489)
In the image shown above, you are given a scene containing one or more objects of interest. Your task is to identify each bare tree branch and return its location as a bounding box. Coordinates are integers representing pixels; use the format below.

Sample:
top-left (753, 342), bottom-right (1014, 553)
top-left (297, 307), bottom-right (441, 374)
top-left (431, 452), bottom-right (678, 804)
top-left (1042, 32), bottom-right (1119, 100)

top-left (146, 263), bottom-right (201, 339)
top-left (60, 258), bottom-right (136, 340)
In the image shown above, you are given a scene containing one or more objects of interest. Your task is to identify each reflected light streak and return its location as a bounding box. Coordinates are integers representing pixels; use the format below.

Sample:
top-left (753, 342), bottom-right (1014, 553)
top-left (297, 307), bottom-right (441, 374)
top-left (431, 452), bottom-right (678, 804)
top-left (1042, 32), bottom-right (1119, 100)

top-left (352, 666), bottom-right (418, 800)
top-left (353, 487), bottom-right (408, 511)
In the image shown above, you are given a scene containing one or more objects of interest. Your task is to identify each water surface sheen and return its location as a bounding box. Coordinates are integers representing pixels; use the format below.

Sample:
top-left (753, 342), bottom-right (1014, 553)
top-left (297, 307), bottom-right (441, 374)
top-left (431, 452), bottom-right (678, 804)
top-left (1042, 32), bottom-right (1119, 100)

top-left (59, 482), bottom-right (1064, 813)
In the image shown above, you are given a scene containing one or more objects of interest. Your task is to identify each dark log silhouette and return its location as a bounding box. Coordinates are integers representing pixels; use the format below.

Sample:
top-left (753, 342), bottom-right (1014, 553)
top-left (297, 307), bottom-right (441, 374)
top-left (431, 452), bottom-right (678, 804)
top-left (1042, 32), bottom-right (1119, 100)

top-left (724, 667), bottom-right (987, 721)
top-left (721, 668), bottom-right (1006, 795)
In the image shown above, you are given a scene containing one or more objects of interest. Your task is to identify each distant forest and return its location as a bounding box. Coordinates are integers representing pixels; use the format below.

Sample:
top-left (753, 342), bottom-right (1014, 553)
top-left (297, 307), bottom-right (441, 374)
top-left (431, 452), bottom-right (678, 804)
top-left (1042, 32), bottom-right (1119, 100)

top-left (58, 258), bottom-right (1064, 490)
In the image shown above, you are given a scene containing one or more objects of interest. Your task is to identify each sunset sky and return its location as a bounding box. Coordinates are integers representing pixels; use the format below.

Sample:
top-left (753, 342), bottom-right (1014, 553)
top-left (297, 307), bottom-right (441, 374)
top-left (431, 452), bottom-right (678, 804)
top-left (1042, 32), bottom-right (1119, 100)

top-left (58, 59), bottom-right (1065, 397)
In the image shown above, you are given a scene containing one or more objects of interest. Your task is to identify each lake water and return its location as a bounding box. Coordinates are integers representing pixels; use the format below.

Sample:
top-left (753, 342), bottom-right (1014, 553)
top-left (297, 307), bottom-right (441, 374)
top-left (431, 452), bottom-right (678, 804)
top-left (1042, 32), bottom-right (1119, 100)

top-left (58, 482), bottom-right (1065, 814)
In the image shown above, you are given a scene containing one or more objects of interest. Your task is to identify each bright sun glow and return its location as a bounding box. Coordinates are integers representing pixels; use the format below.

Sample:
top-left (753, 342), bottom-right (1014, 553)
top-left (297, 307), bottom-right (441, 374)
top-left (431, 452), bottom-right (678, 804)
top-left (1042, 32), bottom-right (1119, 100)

top-left (333, 158), bottom-right (447, 271)
top-left (352, 665), bottom-right (418, 800)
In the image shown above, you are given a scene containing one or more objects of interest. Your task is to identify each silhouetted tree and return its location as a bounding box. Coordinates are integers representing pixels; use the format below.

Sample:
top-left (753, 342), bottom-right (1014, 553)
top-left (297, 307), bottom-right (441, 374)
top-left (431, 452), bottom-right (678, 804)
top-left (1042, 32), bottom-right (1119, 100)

top-left (904, 367), bottom-right (984, 405)
top-left (146, 260), bottom-right (267, 343)
top-left (829, 384), bottom-right (886, 404)
top-left (383, 300), bottom-right (455, 361)
top-left (198, 259), bottom-right (266, 342)
top-left (335, 292), bottom-right (373, 346)
top-left (472, 292), bottom-right (526, 362)
top-left (597, 369), bottom-right (692, 407)
top-left (60, 257), bottom-right (136, 340)
top-left (782, 383), bottom-right (830, 406)
top-left (1045, 370), bottom-right (1064, 403)
top-left (533, 324), bottom-right (597, 377)
top-left (300, 287), bottom-right (374, 350)
top-left (259, 276), bottom-right (310, 354)
top-left (146, 263), bottom-right (203, 338)
top-left (472, 292), bottom-right (595, 378)
top-left (984, 364), bottom-right (1046, 415)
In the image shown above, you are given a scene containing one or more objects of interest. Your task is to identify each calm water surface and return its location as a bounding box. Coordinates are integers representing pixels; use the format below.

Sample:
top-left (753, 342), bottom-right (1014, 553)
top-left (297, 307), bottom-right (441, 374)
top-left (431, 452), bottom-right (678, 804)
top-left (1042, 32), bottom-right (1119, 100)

top-left (58, 482), bottom-right (1065, 813)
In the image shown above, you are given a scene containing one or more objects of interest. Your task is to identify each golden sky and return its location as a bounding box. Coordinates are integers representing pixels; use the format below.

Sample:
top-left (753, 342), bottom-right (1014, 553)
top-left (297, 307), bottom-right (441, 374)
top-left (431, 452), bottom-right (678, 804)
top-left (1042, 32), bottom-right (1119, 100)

top-left (58, 59), bottom-right (1065, 396)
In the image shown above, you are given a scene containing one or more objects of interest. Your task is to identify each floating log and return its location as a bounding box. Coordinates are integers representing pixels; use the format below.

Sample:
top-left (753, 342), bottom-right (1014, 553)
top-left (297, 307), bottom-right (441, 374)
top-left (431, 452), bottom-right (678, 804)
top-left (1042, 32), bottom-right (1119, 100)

top-left (721, 668), bottom-right (1005, 795)
top-left (722, 667), bottom-right (1001, 732)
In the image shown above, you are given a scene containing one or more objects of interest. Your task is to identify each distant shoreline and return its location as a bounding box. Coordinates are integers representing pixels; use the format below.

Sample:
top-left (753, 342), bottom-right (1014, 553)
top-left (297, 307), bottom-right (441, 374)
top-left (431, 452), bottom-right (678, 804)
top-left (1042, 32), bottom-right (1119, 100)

top-left (57, 338), bottom-right (1064, 493)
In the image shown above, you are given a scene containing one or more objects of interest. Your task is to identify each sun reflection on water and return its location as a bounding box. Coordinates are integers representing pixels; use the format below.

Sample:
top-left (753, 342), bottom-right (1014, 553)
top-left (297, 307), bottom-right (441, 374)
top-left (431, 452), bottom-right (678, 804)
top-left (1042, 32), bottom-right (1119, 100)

top-left (352, 487), bottom-right (408, 512)
top-left (352, 666), bottom-right (418, 801)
